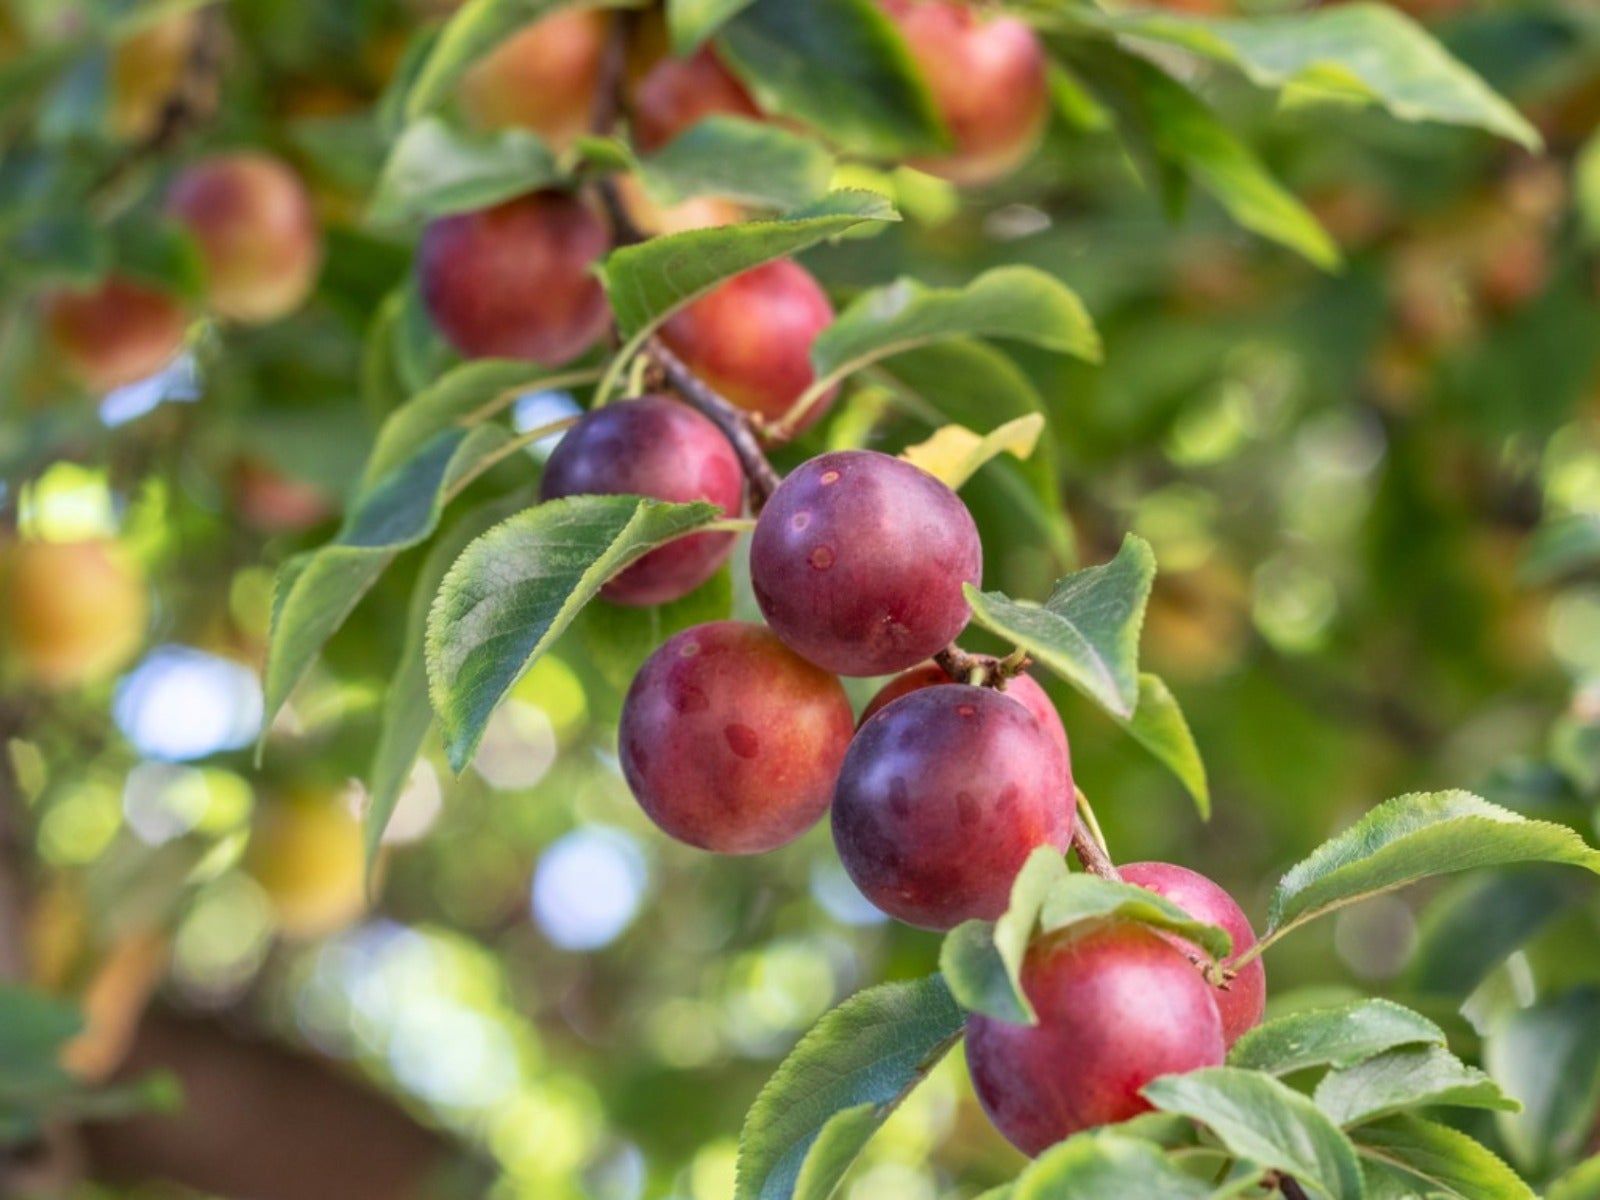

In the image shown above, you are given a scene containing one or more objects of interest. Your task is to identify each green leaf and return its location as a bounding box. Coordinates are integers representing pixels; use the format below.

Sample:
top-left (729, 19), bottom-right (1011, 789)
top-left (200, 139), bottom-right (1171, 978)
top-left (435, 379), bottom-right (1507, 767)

top-left (940, 846), bottom-right (1068, 1025)
top-left (426, 495), bottom-right (722, 772)
top-left (1484, 990), bottom-right (1600, 1177)
top-left (111, 218), bottom-right (206, 302)
top-left (1124, 674), bottom-right (1209, 817)
top-left (942, 855), bottom-right (1231, 1026)
top-left (717, 0), bottom-right (946, 159)
top-left (363, 359), bottom-right (590, 487)
top-left (734, 974), bottom-right (963, 1200)
top-left (1106, 3), bottom-right (1541, 151)
top-left (1120, 57), bottom-right (1340, 270)
top-left (1518, 514), bottom-right (1600, 585)
top-left (369, 117), bottom-right (562, 225)
top-left (263, 423), bottom-right (522, 728)
top-left (404, 0), bottom-right (633, 121)
top-left (667, 0), bottom-right (755, 54)
top-left (1264, 791), bottom-right (1600, 939)
top-left (1229, 1000), bottom-right (1446, 1077)
top-left (1405, 869), bottom-right (1574, 998)
top-left (365, 490), bottom-right (533, 869)
top-left (899, 415), bottom-right (1045, 493)
top-left (636, 116), bottom-right (835, 212)
top-left (1038, 873), bottom-right (1233, 959)
top-left (1314, 1046), bottom-right (1518, 1128)
top-left (1143, 1067), bottom-right (1365, 1200)
top-left (791, 266), bottom-right (1102, 431)
top-left (602, 190), bottom-right (896, 339)
top-left (1011, 1131), bottom-right (1216, 1199)
top-left (3, 214), bottom-right (111, 286)
top-left (1549, 1156), bottom-right (1600, 1200)
top-left (1578, 129), bottom-right (1600, 245)
top-left (0, 987), bottom-right (81, 1089)
top-left (964, 534), bottom-right (1154, 718)
top-left (1352, 1115), bottom-right (1535, 1200)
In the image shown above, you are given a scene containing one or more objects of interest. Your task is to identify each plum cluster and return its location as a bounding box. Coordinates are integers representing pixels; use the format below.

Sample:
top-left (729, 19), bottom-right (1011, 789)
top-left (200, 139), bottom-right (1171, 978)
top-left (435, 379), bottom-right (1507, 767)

top-left (543, 404), bottom-right (1265, 1152)
top-left (427, 0), bottom-right (1264, 1158)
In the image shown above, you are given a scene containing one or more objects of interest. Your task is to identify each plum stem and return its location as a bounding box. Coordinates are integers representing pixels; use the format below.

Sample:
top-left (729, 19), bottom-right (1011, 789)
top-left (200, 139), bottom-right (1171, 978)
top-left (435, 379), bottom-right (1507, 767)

top-left (645, 336), bottom-right (782, 510)
top-left (1072, 787), bottom-right (1120, 881)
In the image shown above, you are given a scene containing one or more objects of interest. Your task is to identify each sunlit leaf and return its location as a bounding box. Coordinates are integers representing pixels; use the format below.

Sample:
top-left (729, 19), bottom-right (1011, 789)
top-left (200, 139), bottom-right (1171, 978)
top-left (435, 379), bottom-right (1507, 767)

top-left (735, 974), bottom-right (963, 1200)
top-left (900, 415), bottom-right (1045, 492)
top-left (1230, 1000), bottom-right (1445, 1077)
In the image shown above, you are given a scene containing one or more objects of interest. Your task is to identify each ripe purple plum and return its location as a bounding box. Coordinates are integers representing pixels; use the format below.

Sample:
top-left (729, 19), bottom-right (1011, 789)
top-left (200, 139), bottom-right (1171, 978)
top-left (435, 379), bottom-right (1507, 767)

top-left (1120, 861), bottom-right (1266, 1046)
top-left (619, 622), bottom-right (854, 853)
top-left (44, 276), bottom-right (187, 392)
top-left (631, 46), bottom-right (761, 153)
top-left (966, 921), bottom-right (1226, 1155)
top-left (166, 152), bottom-right (322, 323)
top-left (540, 394), bottom-right (745, 606)
top-left (860, 663), bottom-right (1070, 771)
top-left (750, 451), bottom-right (981, 676)
top-left (658, 260), bottom-right (837, 437)
top-left (832, 684), bottom-right (1072, 929)
top-left (457, 9), bottom-right (610, 150)
top-left (880, 0), bottom-right (1049, 186)
top-left (417, 191), bottom-right (610, 364)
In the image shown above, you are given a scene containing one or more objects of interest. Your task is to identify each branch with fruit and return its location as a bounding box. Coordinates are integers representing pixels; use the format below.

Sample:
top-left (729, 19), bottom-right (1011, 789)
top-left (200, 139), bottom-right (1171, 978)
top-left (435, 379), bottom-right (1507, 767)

top-left (5, 0), bottom-right (1591, 1194)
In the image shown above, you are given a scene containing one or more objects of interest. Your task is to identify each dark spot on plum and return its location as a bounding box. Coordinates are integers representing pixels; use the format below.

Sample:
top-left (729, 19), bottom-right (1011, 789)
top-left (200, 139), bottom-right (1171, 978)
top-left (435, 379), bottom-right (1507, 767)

top-left (724, 723), bottom-right (760, 759)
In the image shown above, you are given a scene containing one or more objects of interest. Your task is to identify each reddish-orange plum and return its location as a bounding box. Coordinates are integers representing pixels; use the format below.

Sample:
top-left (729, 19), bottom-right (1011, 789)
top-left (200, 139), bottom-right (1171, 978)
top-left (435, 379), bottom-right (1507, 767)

top-left (659, 260), bottom-right (836, 435)
top-left (832, 685), bottom-right (1072, 929)
top-left (540, 394), bottom-right (744, 606)
top-left (631, 46), bottom-right (761, 152)
top-left (750, 451), bottom-right (981, 676)
top-left (418, 191), bottom-right (610, 364)
top-left (44, 276), bottom-right (187, 392)
top-left (880, 0), bottom-right (1049, 186)
top-left (966, 922), bottom-right (1226, 1154)
top-left (619, 622), bottom-right (854, 853)
top-left (166, 153), bottom-right (322, 323)
top-left (860, 663), bottom-right (1070, 771)
top-left (458, 9), bottom-right (610, 149)
top-left (1120, 862), bottom-right (1266, 1046)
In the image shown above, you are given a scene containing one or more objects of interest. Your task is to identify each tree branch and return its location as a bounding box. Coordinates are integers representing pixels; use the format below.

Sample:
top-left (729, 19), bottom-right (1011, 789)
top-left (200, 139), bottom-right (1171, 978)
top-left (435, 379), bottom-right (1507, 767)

top-left (645, 337), bottom-right (781, 509)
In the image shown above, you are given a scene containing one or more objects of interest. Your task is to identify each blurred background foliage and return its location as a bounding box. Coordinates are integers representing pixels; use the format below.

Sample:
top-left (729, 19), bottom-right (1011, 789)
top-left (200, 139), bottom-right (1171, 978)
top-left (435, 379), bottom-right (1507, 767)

top-left (2, 0), bottom-right (1600, 1197)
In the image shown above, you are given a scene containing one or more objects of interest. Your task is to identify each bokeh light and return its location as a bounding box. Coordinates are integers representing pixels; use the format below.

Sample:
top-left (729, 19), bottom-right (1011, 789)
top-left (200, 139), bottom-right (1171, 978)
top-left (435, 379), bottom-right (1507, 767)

top-left (114, 645), bottom-right (264, 761)
top-left (531, 827), bottom-right (648, 951)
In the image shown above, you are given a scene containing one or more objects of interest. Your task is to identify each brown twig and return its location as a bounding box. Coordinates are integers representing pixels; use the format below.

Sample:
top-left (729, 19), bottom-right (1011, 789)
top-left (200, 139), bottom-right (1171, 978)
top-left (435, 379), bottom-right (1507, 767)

top-left (1279, 1176), bottom-right (1312, 1200)
top-left (933, 645), bottom-right (1031, 688)
top-left (1071, 823), bottom-right (1121, 881)
top-left (646, 337), bottom-right (781, 509)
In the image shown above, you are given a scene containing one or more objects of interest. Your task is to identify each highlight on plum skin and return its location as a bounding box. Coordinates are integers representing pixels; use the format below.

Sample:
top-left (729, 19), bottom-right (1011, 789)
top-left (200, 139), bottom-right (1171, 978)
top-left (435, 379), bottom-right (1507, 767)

top-left (658, 260), bottom-right (838, 437)
top-left (749, 450), bottom-right (982, 678)
top-left (860, 663), bottom-right (1071, 773)
top-left (416, 190), bottom-right (611, 365)
top-left (1120, 861), bottom-right (1266, 1046)
top-left (619, 622), bottom-right (856, 855)
top-left (879, 0), bottom-right (1050, 187)
top-left (831, 684), bottom-right (1073, 930)
top-left (539, 394), bottom-right (746, 607)
top-left (965, 921), bottom-right (1227, 1155)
